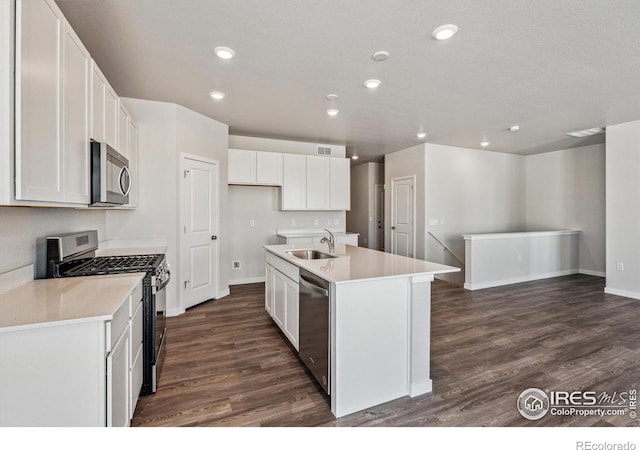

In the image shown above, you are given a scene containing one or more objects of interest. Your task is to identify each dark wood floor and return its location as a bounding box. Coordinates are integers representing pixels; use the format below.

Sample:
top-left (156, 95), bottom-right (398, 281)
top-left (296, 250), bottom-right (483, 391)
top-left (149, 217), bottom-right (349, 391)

top-left (132, 275), bottom-right (640, 427)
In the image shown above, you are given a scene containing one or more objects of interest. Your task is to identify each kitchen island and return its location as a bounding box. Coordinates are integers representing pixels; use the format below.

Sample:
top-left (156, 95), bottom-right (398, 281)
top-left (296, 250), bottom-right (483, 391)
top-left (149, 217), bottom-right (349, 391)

top-left (264, 243), bottom-right (459, 418)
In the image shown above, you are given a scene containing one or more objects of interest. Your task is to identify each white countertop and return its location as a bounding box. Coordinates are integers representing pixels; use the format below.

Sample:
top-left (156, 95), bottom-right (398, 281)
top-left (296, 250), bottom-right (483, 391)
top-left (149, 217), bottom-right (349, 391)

top-left (463, 229), bottom-right (581, 240)
top-left (277, 230), bottom-right (359, 238)
top-left (265, 244), bottom-right (459, 284)
top-left (0, 273), bottom-right (145, 333)
top-left (96, 246), bottom-right (167, 257)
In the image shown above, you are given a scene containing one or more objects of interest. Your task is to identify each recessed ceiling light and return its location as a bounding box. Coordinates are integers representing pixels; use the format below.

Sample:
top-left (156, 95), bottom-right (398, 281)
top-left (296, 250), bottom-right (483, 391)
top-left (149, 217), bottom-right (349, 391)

top-left (372, 51), bottom-right (389, 62)
top-left (417, 132), bottom-right (427, 139)
top-left (326, 109), bottom-right (339, 116)
top-left (351, 155), bottom-right (359, 160)
top-left (364, 79), bottom-right (382, 89)
top-left (210, 91), bottom-right (225, 100)
top-left (566, 127), bottom-right (604, 138)
top-left (509, 125), bottom-right (520, 132)
top-left (326, 94), bottom-right (339, 101)
top-left (432, 24), bottom-right (459, 41)
top-left (213, 46), bottom-right (235, 59)
top-left (480, 140), bottom-right (490, 147)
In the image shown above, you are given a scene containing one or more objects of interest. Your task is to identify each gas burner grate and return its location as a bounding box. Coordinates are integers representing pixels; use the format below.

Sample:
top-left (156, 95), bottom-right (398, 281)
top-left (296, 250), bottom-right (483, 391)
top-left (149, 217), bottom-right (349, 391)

top-left (63, 254), bottom-right (163, 276)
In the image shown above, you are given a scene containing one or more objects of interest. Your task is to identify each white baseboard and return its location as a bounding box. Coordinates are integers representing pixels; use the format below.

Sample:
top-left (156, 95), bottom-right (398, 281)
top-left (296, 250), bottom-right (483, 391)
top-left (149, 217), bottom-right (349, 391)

top-left (604, 287), bottom-right (640, 300)
top-left (579, 269), bottom-right (606, 277)
top-left (229, 277), bottom-right (266, 286)
top-left (167, 307), bottom-right (185, 317)
top-left (464, 269), bottom-right (579, 291)
top-left (216, 288), bottom-right (230, 298)
top-left (409, 379), bottom-right (433, 397)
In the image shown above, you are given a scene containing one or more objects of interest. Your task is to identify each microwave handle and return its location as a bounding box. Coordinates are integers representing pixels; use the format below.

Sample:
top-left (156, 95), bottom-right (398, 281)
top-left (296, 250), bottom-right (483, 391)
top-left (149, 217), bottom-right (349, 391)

top-left (119, 165), bottom-right (132, 197)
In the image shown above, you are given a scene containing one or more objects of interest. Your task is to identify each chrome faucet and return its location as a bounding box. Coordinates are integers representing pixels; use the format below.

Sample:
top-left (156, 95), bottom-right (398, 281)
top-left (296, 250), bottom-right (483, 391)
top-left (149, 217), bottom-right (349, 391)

top-left (321, 229), bottom-right (335, 254)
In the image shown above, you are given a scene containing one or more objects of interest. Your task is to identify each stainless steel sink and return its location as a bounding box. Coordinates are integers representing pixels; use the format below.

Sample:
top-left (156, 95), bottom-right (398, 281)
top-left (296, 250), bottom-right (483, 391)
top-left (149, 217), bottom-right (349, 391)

top-left (286, 250), bottom-right (337, 260)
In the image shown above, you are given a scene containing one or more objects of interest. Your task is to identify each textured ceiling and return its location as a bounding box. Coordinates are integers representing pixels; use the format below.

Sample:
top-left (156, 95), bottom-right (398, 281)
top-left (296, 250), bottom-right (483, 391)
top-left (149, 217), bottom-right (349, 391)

top-left (56, 0), bottom-right (640, 162)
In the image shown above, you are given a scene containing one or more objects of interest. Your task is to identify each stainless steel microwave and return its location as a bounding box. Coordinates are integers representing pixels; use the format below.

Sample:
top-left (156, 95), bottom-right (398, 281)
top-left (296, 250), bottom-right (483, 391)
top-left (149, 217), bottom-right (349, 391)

top-left (90, 140), bottom-right (131, 206)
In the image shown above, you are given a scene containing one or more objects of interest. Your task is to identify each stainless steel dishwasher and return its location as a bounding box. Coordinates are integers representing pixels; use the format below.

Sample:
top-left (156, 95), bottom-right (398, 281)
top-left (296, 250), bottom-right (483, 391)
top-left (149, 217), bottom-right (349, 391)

top-left (298, 268), bottom-right (330, 394)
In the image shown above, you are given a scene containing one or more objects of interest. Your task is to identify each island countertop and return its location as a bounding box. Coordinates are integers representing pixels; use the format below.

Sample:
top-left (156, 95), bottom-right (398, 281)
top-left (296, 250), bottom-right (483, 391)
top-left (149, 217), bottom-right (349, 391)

top-left (0, 273), bottom-right (145, 333)
top-left (264, 243), bottom-right (459, 285)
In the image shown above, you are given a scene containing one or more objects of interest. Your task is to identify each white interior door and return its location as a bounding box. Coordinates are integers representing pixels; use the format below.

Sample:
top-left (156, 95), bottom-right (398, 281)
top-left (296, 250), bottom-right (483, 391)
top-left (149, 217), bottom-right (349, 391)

top-left (374, 184), bottom-right (385, 251)
top-left (391, 177), bottom-right (415, 258)
top-left (180, 155), bottom-right (219, 310)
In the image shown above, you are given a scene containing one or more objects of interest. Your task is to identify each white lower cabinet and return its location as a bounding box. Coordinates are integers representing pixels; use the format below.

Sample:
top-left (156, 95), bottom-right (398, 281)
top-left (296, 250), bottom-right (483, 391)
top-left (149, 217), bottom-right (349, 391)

top-left (265, 254), bottom-right (299, 350)
top-left (129, 298), bottom-right (143, 417)
top-left (107, 325), bottom-right (130, 427)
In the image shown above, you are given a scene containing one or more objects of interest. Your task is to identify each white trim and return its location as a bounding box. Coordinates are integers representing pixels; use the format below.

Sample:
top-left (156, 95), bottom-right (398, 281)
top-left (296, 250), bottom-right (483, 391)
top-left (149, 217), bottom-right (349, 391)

top-left (579, 269), bottom-right (606, 278)
top-left (178, 153), bottom-right (221, 311)
top-left (463, 230), bottom-right (581, 241)
top-left (390, 175), bottom-right (417, 258)
top-left (409, 379), bottom-right (433, 397)
top-left (373, 183), bottom-right (385, 251)
top-left (229, 277), bottom-right (265, 286)
top-left (604, 287), bottom-right (640, 300)
top-left (0, 265), bottom-right (34, 295)
top-left (464, 269), bottom-right (579, 291)
top-left (216, 288), bottom-right (230, 298)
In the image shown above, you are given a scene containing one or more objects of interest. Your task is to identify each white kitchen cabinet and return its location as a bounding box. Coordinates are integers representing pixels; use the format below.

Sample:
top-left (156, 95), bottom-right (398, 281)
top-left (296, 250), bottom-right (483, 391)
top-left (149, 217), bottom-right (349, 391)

top-left (117, 101), bottom-right (130, 159)
top-left (330, 157), bottom-right (350, 210)
top-left (107, 324), bottom-right (130, 427)
top-left (306, 156), bottom-right (330, 210)
top-left (256, 152), bottom-right (283, 185)
top-left (283, 276), bottom-right (299, 349)
top-left (272, 268), bottom-right (286, 329)
top-left (127, 119), bottom-right (139, 208)
top-left (14, 0), bottom-right (64, 202)
top-left (129, 297), bottom-right (143, 417)
top-left (265, 253), bottom-right (300, 351)
top-left (90, 60), bottom-right (117, 150)
top-left (228, 149), bottom-right (256, 184)
top-left (105, 84), bottom-right (118, 150)
top-left (282, 154), bottom-right (307, 210)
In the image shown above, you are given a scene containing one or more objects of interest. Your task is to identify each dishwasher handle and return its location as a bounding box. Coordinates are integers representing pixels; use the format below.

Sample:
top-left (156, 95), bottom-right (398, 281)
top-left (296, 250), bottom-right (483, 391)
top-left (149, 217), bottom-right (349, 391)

top-left (299, 274), bottom-right (329, 296)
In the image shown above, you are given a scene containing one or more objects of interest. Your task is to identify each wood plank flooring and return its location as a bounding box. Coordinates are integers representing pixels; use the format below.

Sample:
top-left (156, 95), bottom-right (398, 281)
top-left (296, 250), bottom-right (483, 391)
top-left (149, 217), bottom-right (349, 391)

top-left (132, 275), bottom-right (640, 427)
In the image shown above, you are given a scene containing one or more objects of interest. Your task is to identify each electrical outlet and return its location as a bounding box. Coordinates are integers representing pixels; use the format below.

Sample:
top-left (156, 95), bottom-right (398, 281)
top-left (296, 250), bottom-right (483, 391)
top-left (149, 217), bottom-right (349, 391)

top-left (364, 237), bottom-right (367, 244)
top-left (314, 219), bottom-right (319, 226)
top-left (617, 262), bottom-right (625, 272)
top-left (517, 254), bottom-right (523, 262)
top-left (334, 219), bottom-right (339, 225)
top-left (291, 219), bottom-right (296, 226)
top-left (249, 220), bottom-right (255, 227)
top-left (232, 261), bottom-right (241, 270)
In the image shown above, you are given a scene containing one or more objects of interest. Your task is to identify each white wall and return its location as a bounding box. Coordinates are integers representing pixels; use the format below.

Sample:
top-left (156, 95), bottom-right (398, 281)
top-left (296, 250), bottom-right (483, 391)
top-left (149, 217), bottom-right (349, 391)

top-left (347, 162), bottom-right (383, 249)
top-left (229, 135), bottom-right (345, 157)
top-left (0, 207), bottom-right (106, 278)
top-left (384, 144), bottom-right (426, 259)
top-left (106, 98), bottom-right (229, 315)
top-left (605, 120), bottom-right (640, 299)
top-left (526, 144), bottom-right (605, 276)
top-left (424, 144), bottom-right (526, 285)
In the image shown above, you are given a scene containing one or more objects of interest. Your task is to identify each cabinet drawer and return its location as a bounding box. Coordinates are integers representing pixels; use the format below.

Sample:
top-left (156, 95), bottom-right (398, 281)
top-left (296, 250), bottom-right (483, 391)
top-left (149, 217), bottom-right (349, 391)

top-left (131, 300), bottom-right (143, 350)
top-left (269, 254), bottom-right (299, 283)
top-left (106, 296), bottom-right (130, 352)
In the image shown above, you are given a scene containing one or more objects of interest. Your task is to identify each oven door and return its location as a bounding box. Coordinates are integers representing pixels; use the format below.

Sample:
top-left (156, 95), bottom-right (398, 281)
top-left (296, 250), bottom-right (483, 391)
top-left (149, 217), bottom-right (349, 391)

top-left (90, 141), bottom-right (131, 206)
top-left (151, 278), bottom-right (168, 392)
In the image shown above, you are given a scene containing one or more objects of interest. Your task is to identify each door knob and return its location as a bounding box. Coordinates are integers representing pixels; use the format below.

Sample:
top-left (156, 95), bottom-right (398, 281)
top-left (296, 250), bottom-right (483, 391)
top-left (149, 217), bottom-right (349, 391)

top-left (211, 235), bottom-right (218, 240)
top-left (391, 226), bottom-right (396, 230)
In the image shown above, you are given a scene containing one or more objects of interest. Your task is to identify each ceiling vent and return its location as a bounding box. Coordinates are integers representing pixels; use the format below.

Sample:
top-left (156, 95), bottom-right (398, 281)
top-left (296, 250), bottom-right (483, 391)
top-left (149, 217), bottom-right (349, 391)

top-left (317, 146), bottom-right (332, 156)
top-left (566, 127), bottom-right (604, 138)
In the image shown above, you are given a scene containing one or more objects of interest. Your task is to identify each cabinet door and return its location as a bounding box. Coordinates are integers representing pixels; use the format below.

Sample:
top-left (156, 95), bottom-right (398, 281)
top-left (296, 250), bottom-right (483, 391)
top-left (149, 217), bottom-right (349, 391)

top-left (91, 61), bottom-right (105, 142)
top-left (127, 120), bottom-right (138, 207)
top-left (104, 84), bottom-right (118, 149)
top-left (265, 264), bottom-right (274, 316)
top-left (330, 158), bottom-right (350, 210)
top-left (272, 270), bottom-right (286, 329)
top-left (129, 300), bottom-right (143, 418)
top-left (106, 326), bottom-right (130, 427)
top-left (282, 154), bottom-right (306, 210)
top-left (256, 152), bottom-right (283, 185)
top-left (62, 22), bottom-right (90, 204)
top-left (306, 156), bottom-right (330, 210)
top-left (117, 101), bottom-right (130, 159)
top-left (284, 277), bottom-right (299, 350)
top-left (228, 149), bottom-right (256, 184)
top-left (15, 0), bottom-right (63, 202)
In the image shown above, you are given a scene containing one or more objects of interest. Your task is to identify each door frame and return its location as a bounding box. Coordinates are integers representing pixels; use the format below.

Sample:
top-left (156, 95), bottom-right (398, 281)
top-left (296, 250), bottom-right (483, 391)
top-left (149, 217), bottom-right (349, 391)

top-left (178, 152), bottom-right (221, 313)
top-left (390, 175), bottom-right (416, 258)
top-left (374, 183), bottom-right (385, 251)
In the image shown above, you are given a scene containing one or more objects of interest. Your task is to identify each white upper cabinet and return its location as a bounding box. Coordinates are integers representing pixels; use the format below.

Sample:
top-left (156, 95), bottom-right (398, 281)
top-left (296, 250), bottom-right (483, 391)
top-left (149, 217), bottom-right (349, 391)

top-left (126, 120), bottom-right (139, 208)
top-left (117, 100), bottom-right (130, 159)
top-left (256, 152), bottom-right (283, 185)
top-left (90, 61), bottom-right (105, 142)
top-left (62, 23), bottom-right (91, 204)
top-left (15, 0), bottom-right (64, 202)
top-left (282, 154), bottom-right (306, 210)
top-left (104, 83), bottom-right (118, 150)
top-left (329, 157), bottom-right (350, 211)
top-left (306, 156), bottom-right (330, 210)
top-left (228, 149), bottom-right (256, 184)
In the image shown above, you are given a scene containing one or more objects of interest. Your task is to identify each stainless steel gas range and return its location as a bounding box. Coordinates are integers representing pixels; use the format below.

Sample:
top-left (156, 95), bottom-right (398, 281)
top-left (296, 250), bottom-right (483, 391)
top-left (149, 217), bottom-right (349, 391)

top-left (46, 230), bottom-right (170, 396)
